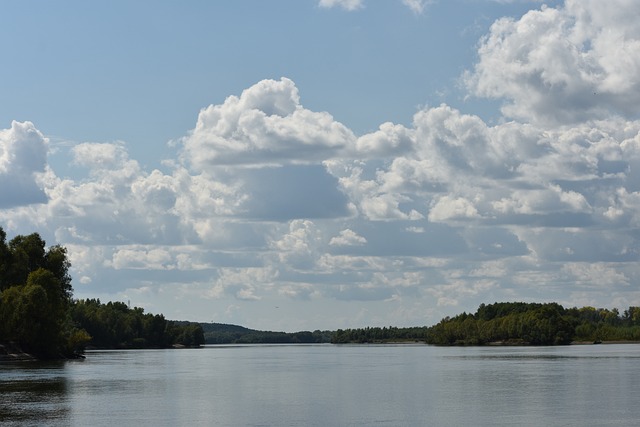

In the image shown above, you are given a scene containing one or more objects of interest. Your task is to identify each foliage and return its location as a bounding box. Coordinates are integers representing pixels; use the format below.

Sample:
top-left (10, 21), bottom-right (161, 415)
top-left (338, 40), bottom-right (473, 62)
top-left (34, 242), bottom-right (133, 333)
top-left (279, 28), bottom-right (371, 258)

top-left (425, 302), bottom-right (640, 346)
top-left (0, 226), bottom-right (204, 358)
top-left (0, 227), bottom-right (83, 358)
top-left (331, 326), bottom-right (429, 344)
top-left (329, 302), bottom-right (640, 346)
top-left (70, 299), bottom-right (205, 349)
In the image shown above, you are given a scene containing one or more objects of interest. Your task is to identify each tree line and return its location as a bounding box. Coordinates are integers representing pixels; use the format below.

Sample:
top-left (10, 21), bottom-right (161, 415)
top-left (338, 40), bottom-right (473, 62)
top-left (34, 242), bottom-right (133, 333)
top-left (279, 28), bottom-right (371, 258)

top-left (71, 299), bottom-right (204, 349)
top-left (332, 326), bottom-right (429, 344)
top-left (426, 302), bottom-right (640, 345)
top-left (0, 227), bottom-right (203, 359)
top-left (330, 302), bottom-right (640, 345)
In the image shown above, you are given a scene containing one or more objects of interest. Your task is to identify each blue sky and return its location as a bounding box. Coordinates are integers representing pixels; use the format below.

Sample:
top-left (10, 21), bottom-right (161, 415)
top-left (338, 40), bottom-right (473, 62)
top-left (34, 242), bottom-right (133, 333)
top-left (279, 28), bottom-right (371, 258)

top-left (2, 0), bottom-right (639, 331)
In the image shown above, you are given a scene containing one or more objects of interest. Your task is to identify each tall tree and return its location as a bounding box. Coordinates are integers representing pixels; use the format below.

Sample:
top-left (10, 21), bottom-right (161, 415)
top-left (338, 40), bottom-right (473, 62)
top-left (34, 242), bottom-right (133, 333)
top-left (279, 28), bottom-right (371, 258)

top-left (0, 226), bottom-right (82, 358)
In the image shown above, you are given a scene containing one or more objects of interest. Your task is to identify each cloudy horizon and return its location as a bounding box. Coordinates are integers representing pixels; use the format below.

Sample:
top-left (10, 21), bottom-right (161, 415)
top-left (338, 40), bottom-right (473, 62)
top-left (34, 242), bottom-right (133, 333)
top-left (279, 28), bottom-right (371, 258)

top-left (2, 0), bottom-right (640, 331)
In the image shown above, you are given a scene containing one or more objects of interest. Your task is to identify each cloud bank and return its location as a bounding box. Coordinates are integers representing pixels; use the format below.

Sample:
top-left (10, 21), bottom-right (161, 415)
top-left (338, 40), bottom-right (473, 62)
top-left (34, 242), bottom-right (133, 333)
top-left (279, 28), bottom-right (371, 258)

top-left (2, 0), bottom-right (640, 329)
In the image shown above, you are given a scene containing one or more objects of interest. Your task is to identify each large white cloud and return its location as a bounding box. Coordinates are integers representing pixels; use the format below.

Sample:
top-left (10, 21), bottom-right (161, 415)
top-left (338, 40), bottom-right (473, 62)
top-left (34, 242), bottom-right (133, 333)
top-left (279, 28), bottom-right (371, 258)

top-left (465, 0), bottom-right (640, 125)
top-left (0, 121), bottom-right (48, 208)
top-left (180, 78), bottom-right (354, 169)
top-left (330, 102), bottom-right (640, 235)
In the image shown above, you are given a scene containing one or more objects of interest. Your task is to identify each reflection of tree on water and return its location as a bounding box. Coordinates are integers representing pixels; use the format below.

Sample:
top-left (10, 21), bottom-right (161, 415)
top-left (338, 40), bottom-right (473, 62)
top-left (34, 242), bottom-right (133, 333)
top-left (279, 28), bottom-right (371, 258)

top-left (0, 361), bottom-right (70, 423)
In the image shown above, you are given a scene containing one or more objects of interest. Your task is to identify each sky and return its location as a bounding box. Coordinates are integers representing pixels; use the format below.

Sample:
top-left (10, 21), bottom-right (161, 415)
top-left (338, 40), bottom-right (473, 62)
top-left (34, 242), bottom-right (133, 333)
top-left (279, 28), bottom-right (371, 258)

top-left (2, 0), bottom-right (640, 332)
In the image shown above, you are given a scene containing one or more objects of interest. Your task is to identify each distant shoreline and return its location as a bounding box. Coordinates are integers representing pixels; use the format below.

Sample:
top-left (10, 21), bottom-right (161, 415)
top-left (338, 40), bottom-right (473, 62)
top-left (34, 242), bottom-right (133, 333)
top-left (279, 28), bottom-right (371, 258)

top-left (0, 342), bottom-right (87, 362)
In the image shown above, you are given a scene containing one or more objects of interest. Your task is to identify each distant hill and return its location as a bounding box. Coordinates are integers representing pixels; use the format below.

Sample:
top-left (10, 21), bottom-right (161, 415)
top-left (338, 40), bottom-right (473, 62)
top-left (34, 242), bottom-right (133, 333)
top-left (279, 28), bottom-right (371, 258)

top-left (200, 322), bottom-right (255, 335)
top-left (196, 322), bottom-right (333, 344)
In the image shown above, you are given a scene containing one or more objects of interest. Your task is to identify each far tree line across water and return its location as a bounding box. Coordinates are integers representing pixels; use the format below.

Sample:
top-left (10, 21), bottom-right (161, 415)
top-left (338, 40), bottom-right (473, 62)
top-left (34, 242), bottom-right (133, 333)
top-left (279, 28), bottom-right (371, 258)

top-left (195, 301), bottom-right (640, 345)
top-left (3, 226), bottom-right (640, 359)
top-left (332, 302), bottom-right (640, 345)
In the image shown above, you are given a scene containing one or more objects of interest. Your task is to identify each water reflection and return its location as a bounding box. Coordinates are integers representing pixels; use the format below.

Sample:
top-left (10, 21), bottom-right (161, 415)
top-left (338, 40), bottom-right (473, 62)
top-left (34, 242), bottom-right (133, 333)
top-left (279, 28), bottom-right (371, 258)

top-left (0, 361), bottom-right (70, 425)
top-left (1, 346), bottom-right (640, 426)
top-left (445, 344), bottom-right (640, 361)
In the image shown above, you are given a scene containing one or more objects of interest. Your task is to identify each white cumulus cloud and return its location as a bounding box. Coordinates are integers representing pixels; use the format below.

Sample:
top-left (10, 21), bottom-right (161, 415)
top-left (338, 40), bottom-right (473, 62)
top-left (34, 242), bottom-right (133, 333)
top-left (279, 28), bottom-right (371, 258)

top-left (429, 196), bottom-right (480, 222)
top-left (330, 229), bottom-right (367, 246)
top-left (0, 121), bottom-right (48, 208)
top-left (465, 0), bottom-right (640, 125)
top-left (180, 78), bottom-right (354, 169)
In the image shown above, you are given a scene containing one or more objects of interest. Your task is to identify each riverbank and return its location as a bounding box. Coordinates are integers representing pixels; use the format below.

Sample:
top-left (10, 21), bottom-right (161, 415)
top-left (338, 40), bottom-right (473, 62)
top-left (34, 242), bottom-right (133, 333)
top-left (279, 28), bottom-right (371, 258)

top-left (0, 342), bottom-right (37, 362)
top-left (0, 342), bottom-right (87, 361)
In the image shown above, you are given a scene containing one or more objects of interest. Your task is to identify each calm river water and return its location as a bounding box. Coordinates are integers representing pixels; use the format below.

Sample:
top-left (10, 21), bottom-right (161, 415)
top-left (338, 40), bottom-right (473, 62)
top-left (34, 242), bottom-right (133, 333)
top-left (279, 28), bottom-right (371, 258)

top-left (1, 344), bottom-right (640, 426)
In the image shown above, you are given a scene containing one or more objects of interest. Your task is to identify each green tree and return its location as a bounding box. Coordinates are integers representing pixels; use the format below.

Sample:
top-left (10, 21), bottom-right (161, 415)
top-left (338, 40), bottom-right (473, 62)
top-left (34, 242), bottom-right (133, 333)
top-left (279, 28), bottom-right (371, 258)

top-left (0, 228), bottom-right (11, 290)
top-left (0, 271), bottom-right (66, 357)
top-left (0, 226), bottom-right (83, 358)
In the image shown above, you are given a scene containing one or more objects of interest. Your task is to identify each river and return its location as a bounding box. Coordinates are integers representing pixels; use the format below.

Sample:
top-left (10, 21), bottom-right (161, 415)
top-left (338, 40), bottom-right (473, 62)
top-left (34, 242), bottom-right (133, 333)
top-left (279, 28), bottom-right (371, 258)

top-left (1, 344), bottom-right (639, 426)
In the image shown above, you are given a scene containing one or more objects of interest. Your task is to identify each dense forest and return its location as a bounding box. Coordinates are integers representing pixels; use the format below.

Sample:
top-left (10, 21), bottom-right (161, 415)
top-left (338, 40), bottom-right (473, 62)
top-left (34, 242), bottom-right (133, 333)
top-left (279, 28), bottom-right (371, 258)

top-left (332, 326), bottom-right (429, 344)
top-left (71, 299), bottom-right (204, 349)
top-left (0, 227), bottom-right (203, 359)
top-left (425, 302), bottom-right (640, 345)
top-left (331, 302), bottom-right (640, 345)
top-left (0, 227), bottom-right (86, 358)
